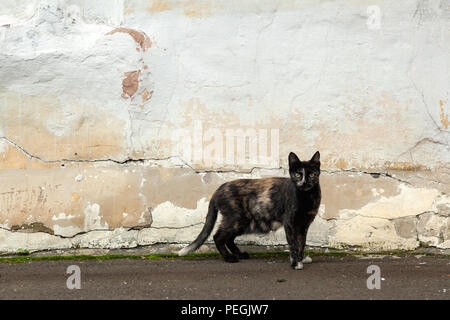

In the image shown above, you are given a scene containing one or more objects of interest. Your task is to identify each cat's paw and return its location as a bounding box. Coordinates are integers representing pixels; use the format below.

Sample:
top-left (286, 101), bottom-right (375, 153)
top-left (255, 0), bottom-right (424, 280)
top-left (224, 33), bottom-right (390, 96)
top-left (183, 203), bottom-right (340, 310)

top-left (302, 256), bottom-right (312, 264)
top-left (238, 252), bottom-right (250, 259)
top-left (224, 255), bottom-right (239, 263)
top-left (293, 262), bottom-right (304, 270)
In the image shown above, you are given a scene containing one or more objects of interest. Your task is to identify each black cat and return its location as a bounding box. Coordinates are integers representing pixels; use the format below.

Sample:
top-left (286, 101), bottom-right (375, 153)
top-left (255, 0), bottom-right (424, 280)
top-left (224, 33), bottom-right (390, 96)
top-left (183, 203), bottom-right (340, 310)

top-left (179, 151), bottom-right (322, 270)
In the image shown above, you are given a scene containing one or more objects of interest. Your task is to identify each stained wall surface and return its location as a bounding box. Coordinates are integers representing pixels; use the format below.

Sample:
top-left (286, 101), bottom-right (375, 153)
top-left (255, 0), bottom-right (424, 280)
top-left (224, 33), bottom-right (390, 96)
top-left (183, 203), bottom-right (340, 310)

top-left (0, 0), bottom-right (449, 253)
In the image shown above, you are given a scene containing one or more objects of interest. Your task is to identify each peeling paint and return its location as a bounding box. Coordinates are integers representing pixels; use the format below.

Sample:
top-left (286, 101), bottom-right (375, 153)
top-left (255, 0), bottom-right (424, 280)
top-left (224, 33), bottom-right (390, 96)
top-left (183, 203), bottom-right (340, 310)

top-left (0, 91), bottom-right (128, 164)
top-left (83, 203), bottom-right (108, 231)
top-left (146, 0), bottom-right (171, 13)
top-left (122, 70), bottom-right (141, 98)
top-left (10, 222), bottom-right (54, 235)
top-left (0, 0), bottom-right (449, 253)
top-left (106, 27), bottom-right (152, 52)
top-left (336, 184), bottom-right (440, 220)
top-left (440, 104), bottom-right (449, 130)
top-left (331, 215), bottom-right (419, 250)
top-left (52, 213), bottom-right (75, 221)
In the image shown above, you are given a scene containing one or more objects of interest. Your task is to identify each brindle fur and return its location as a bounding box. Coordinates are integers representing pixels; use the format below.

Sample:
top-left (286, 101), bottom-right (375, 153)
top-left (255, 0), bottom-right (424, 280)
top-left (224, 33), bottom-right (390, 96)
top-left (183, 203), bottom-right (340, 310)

top-left (178, 151), bottom-right (321, 269)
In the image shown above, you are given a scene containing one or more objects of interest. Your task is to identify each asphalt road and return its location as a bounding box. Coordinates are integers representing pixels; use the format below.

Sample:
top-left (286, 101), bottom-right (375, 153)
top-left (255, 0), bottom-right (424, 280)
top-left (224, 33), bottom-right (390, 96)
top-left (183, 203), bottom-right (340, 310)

top-left (0, 254), bottom-right (448, 300)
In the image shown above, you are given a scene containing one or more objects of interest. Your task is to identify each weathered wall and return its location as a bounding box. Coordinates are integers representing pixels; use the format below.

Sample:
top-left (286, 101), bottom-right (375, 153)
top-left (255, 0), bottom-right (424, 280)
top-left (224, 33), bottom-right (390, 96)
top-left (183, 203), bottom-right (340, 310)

top-left (0, 0), bottom-right (449, 254)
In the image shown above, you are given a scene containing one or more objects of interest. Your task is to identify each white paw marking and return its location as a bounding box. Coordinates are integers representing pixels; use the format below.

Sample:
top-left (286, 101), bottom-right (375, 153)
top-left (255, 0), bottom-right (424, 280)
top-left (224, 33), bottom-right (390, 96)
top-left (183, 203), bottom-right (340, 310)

top-left (294, 262), bottom-right (304, 270)
top-left (302, 256), bottom-right (312, 264)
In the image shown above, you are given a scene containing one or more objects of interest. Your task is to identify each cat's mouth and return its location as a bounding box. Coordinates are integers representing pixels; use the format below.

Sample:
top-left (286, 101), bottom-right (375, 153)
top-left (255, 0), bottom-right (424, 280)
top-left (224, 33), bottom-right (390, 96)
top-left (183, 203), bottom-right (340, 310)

top-left (295, 182), bottom-right (305, 188)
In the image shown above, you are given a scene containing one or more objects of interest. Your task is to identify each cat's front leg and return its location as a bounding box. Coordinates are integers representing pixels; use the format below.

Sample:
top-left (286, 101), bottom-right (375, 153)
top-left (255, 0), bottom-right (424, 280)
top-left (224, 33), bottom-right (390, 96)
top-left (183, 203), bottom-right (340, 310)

top-left (297, 230), bottom-right (312, 264)
top-left (298, 217), bottom-right (315, 264)
top-left (284, 225), bottom-right (303, 270)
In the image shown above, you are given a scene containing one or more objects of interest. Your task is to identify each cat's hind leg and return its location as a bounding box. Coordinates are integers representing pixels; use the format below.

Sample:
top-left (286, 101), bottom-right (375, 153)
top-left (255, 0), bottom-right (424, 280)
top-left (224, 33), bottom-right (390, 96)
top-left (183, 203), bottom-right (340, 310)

top-left (225, 218), bottom-right (250, 259)
top-left (226, 236), bottom-right (249, 259)
top-left (302, 256), bottom-right (312, 264)
top-left (213, 228), bottom-right (239, 263)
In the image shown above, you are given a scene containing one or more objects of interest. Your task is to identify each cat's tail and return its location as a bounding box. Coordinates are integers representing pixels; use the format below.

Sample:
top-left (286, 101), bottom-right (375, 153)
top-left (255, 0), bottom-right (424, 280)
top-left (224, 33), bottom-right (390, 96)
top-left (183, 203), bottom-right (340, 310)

top-left (178, 199), bottom-right (218, 256)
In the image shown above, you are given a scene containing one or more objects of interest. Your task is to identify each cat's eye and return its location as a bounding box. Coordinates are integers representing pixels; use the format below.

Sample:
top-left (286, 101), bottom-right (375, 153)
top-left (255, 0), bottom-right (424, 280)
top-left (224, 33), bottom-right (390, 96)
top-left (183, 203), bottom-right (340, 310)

top-left (295, 173), bottom-right (302, 178)
top-left (309, 173), bottom-right (315, 178)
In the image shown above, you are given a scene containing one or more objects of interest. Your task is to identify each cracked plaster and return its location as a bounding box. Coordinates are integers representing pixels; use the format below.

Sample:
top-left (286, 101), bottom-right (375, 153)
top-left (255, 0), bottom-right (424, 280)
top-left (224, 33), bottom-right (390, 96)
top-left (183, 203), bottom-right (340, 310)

top-left (0, 0), bottom-right (449, 253)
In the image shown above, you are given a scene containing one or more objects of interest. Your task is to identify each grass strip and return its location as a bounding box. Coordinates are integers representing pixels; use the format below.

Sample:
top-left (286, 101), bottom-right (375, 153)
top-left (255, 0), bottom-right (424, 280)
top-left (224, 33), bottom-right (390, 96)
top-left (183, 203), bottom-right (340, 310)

top-left (0, 249), bottom-right (442, 263)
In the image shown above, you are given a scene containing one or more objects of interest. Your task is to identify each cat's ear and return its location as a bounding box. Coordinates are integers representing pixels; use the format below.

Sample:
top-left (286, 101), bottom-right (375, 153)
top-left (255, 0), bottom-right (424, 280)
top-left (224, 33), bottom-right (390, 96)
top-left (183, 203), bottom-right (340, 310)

top-left (311, 151), bottom-right (320, 163)
top-left (289, 152), bottom-right (301, 168)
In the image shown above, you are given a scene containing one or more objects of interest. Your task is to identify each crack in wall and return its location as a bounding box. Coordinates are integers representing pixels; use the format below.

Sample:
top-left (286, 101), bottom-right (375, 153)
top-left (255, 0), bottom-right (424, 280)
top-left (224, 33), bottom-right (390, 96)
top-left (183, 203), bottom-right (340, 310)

top-left (1, 136), bottom-right (424, 186)
top-left (327, 210), bottom-right (437, 222)
top-left (321, 169), bottom-right (412, 185)
top-left (409, 76), bottom-right (446, 134)
top-left (394, 134), bottom-right (450, 169)
top-left (1, 221), bottom-right (204, 239)
top-left (0, 221), bottom-right (208, 254)
top-left (151, 222), bottom-right (203, 230)
top-left (1, 134), bottom-right (447, 252)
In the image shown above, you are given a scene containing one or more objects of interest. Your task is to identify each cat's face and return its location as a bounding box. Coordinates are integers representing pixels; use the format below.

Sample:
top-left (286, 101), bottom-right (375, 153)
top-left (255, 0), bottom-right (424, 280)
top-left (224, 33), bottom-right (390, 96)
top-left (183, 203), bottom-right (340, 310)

top-left (288, 151), bottom-right (321, 190)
